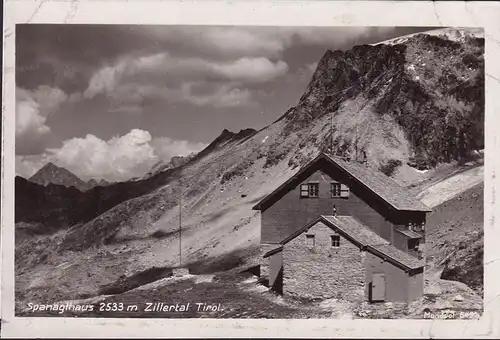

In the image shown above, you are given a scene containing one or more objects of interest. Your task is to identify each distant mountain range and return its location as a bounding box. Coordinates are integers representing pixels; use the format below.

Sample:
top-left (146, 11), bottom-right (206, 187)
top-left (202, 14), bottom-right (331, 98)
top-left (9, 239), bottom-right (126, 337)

top-left (28, 162), bottom-right (112, 192)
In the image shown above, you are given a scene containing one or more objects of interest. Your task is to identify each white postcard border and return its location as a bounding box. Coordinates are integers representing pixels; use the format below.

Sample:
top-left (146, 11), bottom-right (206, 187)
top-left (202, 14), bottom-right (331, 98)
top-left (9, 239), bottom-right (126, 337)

top-left (2, 0), bottom-right (500, 338)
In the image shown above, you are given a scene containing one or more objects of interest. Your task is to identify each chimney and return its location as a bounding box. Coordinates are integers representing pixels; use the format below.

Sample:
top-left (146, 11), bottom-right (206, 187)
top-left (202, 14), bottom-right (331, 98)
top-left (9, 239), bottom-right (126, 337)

top-left (356, 149), bottom-right (368, 167)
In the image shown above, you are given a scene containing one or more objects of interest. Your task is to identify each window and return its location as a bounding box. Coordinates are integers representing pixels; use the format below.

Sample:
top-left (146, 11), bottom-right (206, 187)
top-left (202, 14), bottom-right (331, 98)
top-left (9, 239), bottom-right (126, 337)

top-left (408, 220), bottom-right (425, 232)
top-left (306, 234), bottom-right (315, 246)
top-left (414, 221), bottom-right (425, 232)
top-left (331, 235), bottom-right (340, 247)
top-left (331, 183), bottom-right (341, 197)
top-left (331, 182), bottom-right (350, 198)
top-left (300, 183), bottom-right (319, 198)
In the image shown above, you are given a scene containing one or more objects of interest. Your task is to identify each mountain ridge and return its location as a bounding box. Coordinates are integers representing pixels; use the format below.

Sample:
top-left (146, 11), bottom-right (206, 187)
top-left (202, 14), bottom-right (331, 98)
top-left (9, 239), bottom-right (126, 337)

top-left (284, 32), bottom-right (484, 170)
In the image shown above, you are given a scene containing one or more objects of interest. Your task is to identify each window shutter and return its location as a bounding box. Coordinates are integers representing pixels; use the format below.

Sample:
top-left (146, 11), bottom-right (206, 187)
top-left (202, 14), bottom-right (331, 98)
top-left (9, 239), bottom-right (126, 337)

top-left (300, 184), bottom-right (309, 197)
top-left (340, 184), bottom-right (350, 197)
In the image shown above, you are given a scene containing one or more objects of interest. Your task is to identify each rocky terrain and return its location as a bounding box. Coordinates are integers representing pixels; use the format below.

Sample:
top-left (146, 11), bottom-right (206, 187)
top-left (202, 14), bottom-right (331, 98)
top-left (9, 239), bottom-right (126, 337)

top-left (426, 181), bottom-right (484, 296)
top-left (15, 27), bottom-right (484, 319)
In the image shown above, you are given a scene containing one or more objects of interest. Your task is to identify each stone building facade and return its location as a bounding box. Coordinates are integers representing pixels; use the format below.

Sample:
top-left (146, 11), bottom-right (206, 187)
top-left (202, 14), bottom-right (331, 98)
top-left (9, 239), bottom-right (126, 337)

top-left (282, 221), bottom-right (365, 301)
top-left (255, 152), bottom-right (429, 303)
top-left (264, 216), bottom-right (425, 303)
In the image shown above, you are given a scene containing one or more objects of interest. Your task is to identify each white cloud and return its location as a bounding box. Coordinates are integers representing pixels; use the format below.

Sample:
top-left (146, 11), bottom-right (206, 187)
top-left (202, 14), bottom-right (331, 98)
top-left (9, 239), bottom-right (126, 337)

top-left (16, 129), bottom-right (208, 182)
top-left (16, 93), bottom-right (50, 136)
top-left (46, 129), bottom-right (157, 181)
top-left (83, 52), bottom-right (288, 108)
top-left (178, 82), bottom-right (254, 108)
top-left (16, 86), bottom-right (68, 154)
top-left (28, 85), bottom-right (68, 114)
top-left (135, 26), bottom-right (290, 59)
top-left (209, 57), bottom-right (288, 83)
top-left (199, 28), bottom-right (288, 58)
top-left (84, 63), bottom-right (127, 99)
top-left (81, 27), bottom-right (402, 111)
top-left (136, 26), bottom-right (399, 59)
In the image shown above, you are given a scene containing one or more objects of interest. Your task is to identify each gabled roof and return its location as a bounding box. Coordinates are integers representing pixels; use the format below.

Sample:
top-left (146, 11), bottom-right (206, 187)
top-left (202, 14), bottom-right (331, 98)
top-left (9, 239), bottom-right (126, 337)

top-left (280, 215), bottom-right (390, 249)
top-left (263, 245), bottom-right (284, 258)
top-left (368, 244), bottom-right (424, 270)
top-left (252, 152), bottom-right (431, 212)
top-left (265, 215), bottom-right (424, 271)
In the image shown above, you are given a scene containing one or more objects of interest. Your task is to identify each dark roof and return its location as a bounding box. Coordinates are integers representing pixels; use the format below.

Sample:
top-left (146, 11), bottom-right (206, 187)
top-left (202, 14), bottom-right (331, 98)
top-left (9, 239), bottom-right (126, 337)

top-left (322, 215), bottom-right (391, 247)
top-left (252, 152), bottom-right (431, 212)
top-left (368, 244), bottom-right (424, 270)
top-left (263, 245), bottom-right (284, 258)
top-left (330, 155), bottom-right (431, 212)
top-left (280, 215), bottom-right (389, 249)
top-left (276, 215), bottom-right (424, 271)
top-left (395, 228), bottom-right (423, 239)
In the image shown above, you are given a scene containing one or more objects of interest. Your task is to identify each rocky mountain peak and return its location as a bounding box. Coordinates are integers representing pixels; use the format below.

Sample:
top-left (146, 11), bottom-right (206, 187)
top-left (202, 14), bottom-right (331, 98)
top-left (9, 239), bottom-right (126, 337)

top-left (28, 162), bottom-right (111, 192)
top-left (284, 30), bottom-right (484, 169)
top-left (29, 162), bottom-right (86, 189)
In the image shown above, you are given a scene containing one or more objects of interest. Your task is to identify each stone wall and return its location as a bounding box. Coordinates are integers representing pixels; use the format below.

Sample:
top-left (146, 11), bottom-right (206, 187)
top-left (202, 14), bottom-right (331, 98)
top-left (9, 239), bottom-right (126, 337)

top-left (282, 221), bottom-right (365, 301)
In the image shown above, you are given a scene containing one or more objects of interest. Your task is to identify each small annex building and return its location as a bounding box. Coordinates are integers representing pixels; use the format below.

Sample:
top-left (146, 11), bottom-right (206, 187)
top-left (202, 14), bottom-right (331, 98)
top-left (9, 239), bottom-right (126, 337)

top-left (253, 152), bottom-right (430, 303)
top-left (263, 215), bottom-right (424, 303)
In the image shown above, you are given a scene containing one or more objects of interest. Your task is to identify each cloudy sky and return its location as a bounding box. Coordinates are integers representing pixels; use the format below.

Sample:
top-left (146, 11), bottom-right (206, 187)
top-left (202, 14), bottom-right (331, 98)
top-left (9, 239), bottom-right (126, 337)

top-left (16, 25), bottom-right (432, 182)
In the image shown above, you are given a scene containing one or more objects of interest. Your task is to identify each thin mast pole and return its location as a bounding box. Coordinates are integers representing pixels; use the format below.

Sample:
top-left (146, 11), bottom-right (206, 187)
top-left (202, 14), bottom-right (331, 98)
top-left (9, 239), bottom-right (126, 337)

top-left (355, 124), bottom-right (358, 162)
top-left (179, 178), bottom-right (182, 267)
top-left (331, 110), bottom-right (334, 155)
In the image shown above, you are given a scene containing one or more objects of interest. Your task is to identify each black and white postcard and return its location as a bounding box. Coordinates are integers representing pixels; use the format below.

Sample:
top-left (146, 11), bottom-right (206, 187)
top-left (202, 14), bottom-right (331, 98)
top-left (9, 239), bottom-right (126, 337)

top-left (2, 0), bottom-right (499, 338)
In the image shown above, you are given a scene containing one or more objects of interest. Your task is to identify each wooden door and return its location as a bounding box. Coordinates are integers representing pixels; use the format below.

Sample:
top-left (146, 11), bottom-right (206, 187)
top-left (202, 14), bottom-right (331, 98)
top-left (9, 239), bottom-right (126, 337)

top-left (372, 273), bottom-right (386, 302)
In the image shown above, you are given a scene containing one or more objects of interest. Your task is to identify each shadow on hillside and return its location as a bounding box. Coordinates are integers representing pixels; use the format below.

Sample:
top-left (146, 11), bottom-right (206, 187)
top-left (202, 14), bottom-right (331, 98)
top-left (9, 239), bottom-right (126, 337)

top-left (98, 266), bottom-right (174, 296)
top-left (188, 246), bottom-right (260, 276)
top-left (94, 246), bottom-right (259, 298)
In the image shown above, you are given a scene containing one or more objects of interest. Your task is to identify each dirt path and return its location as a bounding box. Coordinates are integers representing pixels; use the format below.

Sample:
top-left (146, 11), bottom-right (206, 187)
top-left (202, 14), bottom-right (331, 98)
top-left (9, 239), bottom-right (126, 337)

top-left (416, 165), bottom-right (484, 208)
